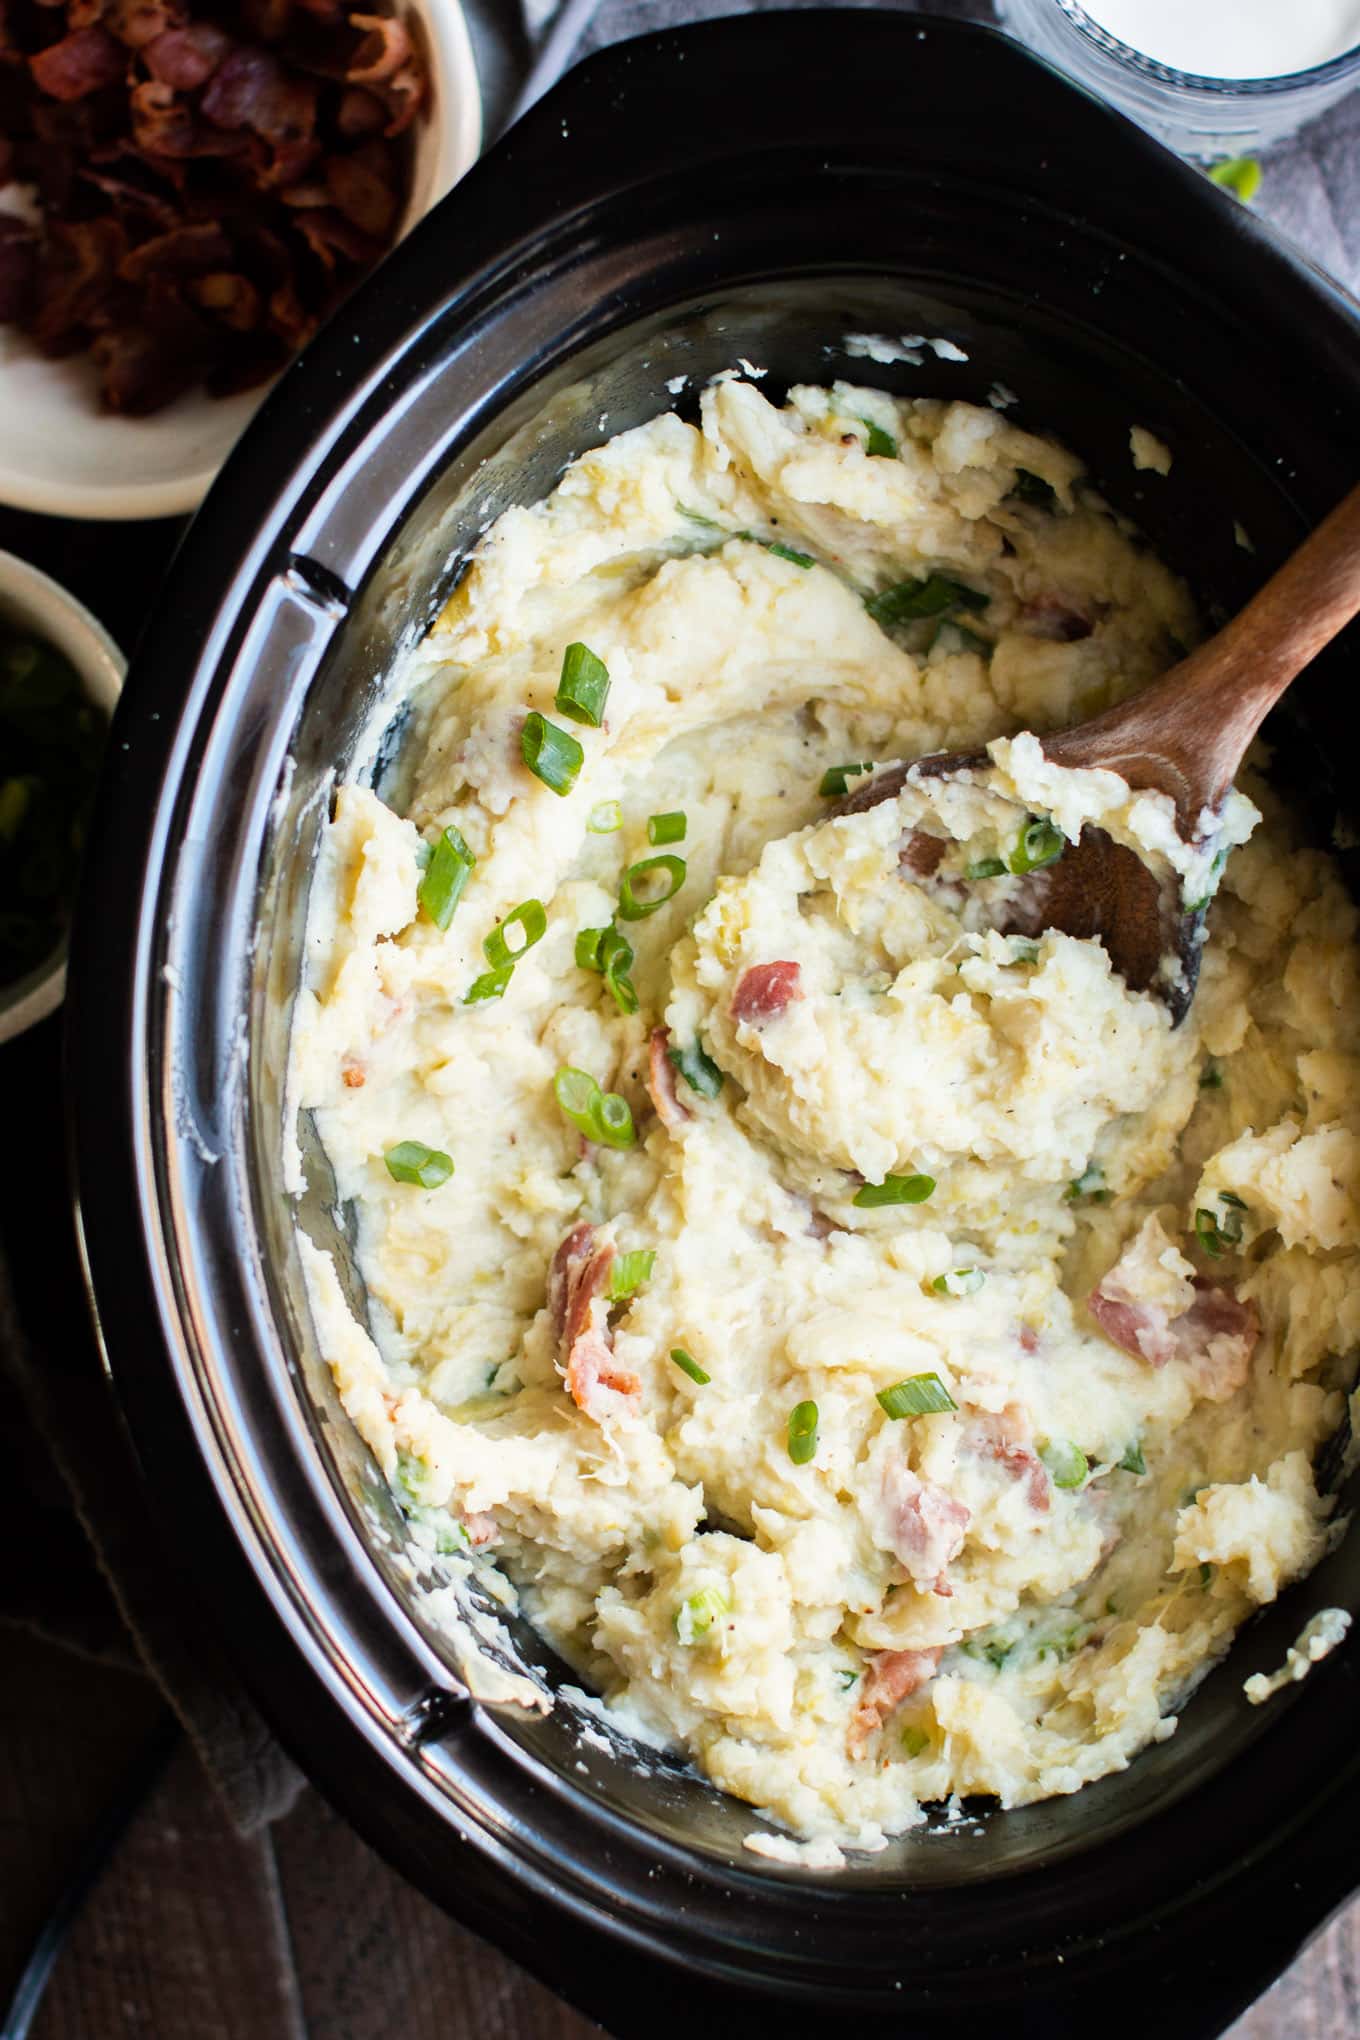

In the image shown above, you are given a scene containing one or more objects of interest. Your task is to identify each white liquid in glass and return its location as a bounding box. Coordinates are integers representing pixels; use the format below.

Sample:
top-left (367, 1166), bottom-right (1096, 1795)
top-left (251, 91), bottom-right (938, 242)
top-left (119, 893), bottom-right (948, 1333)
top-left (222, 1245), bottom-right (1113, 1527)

top-left (1078, 0), bottom-right (1360, 77)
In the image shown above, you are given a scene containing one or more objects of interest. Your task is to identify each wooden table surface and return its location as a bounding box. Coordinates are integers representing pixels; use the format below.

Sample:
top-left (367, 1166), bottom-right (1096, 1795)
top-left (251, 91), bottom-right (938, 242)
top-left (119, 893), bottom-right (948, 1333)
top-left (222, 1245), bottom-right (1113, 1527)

top-left (0, 1610), bottom-right (1355, 2039)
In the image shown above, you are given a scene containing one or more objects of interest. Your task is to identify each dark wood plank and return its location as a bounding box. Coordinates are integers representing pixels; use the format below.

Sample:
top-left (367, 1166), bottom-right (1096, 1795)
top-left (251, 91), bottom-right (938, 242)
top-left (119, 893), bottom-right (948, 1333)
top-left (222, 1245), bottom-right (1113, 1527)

top-left (28, 1741), bottom-right (305, 2040)
top-left (272, 1785), bottom-right (601, 2040)
top-left (0, 1628), bottom-right (164, 1997)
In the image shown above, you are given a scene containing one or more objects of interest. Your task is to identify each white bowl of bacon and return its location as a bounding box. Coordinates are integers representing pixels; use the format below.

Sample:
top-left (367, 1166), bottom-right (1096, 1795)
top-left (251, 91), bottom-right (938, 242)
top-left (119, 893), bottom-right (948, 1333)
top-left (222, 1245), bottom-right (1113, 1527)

top-left (0, 0), bottom-right (480, 521)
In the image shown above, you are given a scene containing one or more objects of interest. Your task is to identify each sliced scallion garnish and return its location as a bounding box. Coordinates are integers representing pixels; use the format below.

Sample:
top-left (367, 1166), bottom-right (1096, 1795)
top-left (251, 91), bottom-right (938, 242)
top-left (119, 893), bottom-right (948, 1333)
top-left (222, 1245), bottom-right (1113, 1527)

top-left (608, 1249), bottom-right (655, 1302)
top-left (618, 852), bottom-right (686, 921)
top-left (1200, 1058), bottom-right (1223, 1090)
top-left (576, 924), bottom-right (637, 1012)
top-left (1186, 847), bottom-right (1228, 915)
top-left (464, 966), bottom-right (513, 1004)
top-left (483, 898), bottom-right (546, 971)
top-left (671, 1347), bottom-right (710, 1384)
top-left (418, 825), bottom-right (475, 930)
top-left (1195, 1193), bottom-right (1246, 1258)
top-left (588, 800), bottom-right (622, 834)
top-left (877, 1373), bottom-right (957, 1419)
top-left (674, 1584), bottom-right (731, 1644)
top-left (576, 926), bottom-right (608, 971)
top-left (1008, 815), bottom-right (1065, 875)
top-left (522, 711), bottom-right (583, 796)
top-left (900, 1725), bottom-right (930, 1758)
top-left (647, 810), bottom-right (687, 845)
top-left (667, 1037), bottom-right (724, 1100)
top-left (1207, 155), bottom-right (1261, 203)
top-left (838, 1667), bottom-right (859, 1691)
top-left (929, 1268), bottom-right (984, 1299)
top-left (819, 761), bottom-right (873, 798)
top-left (767, 542), bottom-right (815, 568)
top-left (384, 1140), bottom-right (454, 1189)
top-left (1007, 939), bottom-right (1041, 966)
top-left (553, 1066), bottom-right (636, 1149)
top-left (1039, 1439), bottom-right (1088, 1489)
top-left (1065, 1162), bottom-right (1108, 1203)
top-left (866, 574), bottom-right (988, 629)
top-left (854, 1173), bottom-right (935, 1208)
top-left (965, 856), bottom-right (1006, 880)
top-left (860, 418), bottom-right (897, 458)
top-left (1118, 1439), bottom-right (1146, 1475)
top-left (554, 641), bottom-right (610, 727)
top-left (787, 1399), bottom-right (819, 1465)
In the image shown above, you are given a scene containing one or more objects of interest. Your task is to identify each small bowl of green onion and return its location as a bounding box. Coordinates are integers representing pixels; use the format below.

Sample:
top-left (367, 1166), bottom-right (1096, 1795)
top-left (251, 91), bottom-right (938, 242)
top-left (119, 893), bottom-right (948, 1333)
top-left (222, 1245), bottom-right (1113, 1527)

top-left (0, 552), bottom-right (123, 1046)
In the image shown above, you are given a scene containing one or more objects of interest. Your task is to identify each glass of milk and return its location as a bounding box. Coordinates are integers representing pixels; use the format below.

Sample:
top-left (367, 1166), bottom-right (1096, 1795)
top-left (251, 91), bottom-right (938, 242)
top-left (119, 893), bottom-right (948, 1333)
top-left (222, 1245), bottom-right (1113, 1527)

top-left (997, 0), bottom-right (1360, 154)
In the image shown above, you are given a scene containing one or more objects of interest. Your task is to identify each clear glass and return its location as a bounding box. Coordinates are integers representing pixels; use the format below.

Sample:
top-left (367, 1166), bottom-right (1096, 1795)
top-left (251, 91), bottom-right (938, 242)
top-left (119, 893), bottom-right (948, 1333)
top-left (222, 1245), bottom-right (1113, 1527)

top-left (997, 0), bottom-right (1360, 155)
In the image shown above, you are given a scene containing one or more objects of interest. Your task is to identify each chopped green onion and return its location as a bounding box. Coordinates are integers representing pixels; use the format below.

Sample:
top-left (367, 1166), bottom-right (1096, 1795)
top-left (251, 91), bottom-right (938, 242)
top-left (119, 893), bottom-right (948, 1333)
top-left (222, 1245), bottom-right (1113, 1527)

top-left (553, 1066), bottom-right (636, 1150)
top-left (521, 712), bottom-right (583, 796)
top-left (674, 1584), bottom-right (731, 1644)
top-left (819, 761), bottom-right (874, 798)
top-left (877, 1373), bottom-right (958, 1419)
top-left (671, 1347), bottom-right (710, 1385)
top-left (394, 1447), bottom-right (425, 1501)
top-left (1037, 1622), bottom-right (1086, 1661)
top-left (1186, 847), bottom-right (1228, 915)
top-left (767, 542), bottom-right (815, 569)
top-left (900, 1725), bottom-right (930, 1758)
top-left (866, 574), bottom-right (988, 628)
top-left (465, 965), bottom-right (513, 1004)
top-left (679, 505), bottom-right (724, 532)
top-left (1118, 1440), bottom-right (1146, 1476)
top-left (929, 1268), bottom-right (985, 1299)
top-left (417, 825), bottom-right (475, 930)
top-left (483, 898), bottom-right (547, 971)
top-left (588, 800), bottom-right (622, 834)
top-left (1011, 469), bottom-right (1057, 509)
top-left (854, 1173), bottom-right (936, 1208)
top-left (384, 1140), bottom-right (454, 1189)
top-left (554, 641), bottom-right (610, 727)
top-left (1199, 1562), bottom-right (1214, 1589)
top-left (618, 852), bottom-right (686, 920)
top-left (930, 618), bottom-right (991, 657)
top-left (1208, 155), bottom-right (1261, 203)
top-left (1195, 1195), bottom-right (1246, 1258)
top-left (0, 778), bottom-right (30, 842)
top-left (1200, 1058), bottom-right (1224, 1090)
top-left (965, 856), bottom-right (1006, 880)
top-left (647, 810), bottom-right (687, 845)
top-left (787, 1399), bottom-right (819, 1465)
top-left (837, 1666), bottom-right (859, 1690)
top-left (576, 926), bottom-right (608, 971)
top-left (860, 418), bottom-right (897, 458)
top-left (1008, 815), bottom-right (1065, 874)
top-left (667, 1037), bottom-right (724, 1100)
top-left (1006, 939), bottom-right (1041, 966)
top-left (1066, 1162), bottom-right (1109, 1203)
top-left (608, 1249), bottom-right (655, 1302)
top-left (1040, 1439), bottom-right (1088, 1489)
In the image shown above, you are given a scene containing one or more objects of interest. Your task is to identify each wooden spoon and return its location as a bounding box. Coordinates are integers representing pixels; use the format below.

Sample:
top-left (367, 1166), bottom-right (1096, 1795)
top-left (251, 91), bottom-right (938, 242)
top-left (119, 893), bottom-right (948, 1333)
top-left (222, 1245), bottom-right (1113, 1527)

top-left (837, 480), bottom-right (1360, 1024)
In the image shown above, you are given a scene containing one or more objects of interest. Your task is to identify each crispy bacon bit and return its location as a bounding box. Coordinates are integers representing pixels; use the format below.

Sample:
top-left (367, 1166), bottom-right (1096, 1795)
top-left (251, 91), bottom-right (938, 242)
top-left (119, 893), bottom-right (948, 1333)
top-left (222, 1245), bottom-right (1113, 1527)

top-left (899, 829), bottom-right (948, 878)
top-left (847, 1647), bottom-right (941, 1758)
top-left (1020, 597), bottom-right (1094, 643)
top-left (1089, 1236), bottom-right (1259, 1400)
top-left (731, 959), bottom-right (803, 1027)
top-left (878, 1460), bottom-right (970, 1586)
top-left (1019, 1324), bottom-right (1040, 1355)
top-left (340, 1057), bottom-right (365, 1088)
top-left (975, 1404), bottom-right (1049, 1512)
top-left (463, 1510), bottom-right (498, 1548)
top-left (29, 24), bottom-right (125, 98)
top-left (549, 1223), bottom-right (641, 1425)
top-left (645, 1026), bottom-right (690, 1130)
top-left (1, 0), bottom-right (423, 412)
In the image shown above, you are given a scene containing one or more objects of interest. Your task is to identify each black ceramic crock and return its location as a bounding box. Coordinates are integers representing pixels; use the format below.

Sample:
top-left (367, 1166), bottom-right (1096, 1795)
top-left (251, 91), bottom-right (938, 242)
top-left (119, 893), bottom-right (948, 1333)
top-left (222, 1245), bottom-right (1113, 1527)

top-left (68, 14), bottom-right (1360, 2037)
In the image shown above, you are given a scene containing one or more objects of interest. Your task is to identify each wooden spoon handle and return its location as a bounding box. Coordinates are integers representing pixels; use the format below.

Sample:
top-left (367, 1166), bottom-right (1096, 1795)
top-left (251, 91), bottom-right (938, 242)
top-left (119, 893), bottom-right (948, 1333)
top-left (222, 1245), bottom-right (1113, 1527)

top-left (1044, 479), bottom-right (1360, 828)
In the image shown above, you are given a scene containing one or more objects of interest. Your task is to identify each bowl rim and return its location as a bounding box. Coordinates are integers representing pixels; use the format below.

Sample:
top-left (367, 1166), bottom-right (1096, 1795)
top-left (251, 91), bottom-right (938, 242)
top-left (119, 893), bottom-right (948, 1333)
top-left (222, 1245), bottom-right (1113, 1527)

top-left (65, 10), bottom-right (1360, 2031)
top-left (0, 0), bottom-right (483, 524)
top-left (0, 549), bottom-right (125, 1045)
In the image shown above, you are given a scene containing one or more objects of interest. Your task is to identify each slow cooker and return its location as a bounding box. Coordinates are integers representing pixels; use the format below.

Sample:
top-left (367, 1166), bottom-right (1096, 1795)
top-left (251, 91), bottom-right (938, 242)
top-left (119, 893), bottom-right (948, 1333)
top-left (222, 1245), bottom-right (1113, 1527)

top-left (69, 14), bottom-right (1360, 2035)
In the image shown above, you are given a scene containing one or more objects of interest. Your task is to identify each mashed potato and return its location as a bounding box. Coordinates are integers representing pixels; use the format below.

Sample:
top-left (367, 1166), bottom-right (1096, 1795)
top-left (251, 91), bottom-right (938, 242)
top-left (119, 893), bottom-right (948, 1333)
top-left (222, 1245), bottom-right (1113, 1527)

top-left (288, 376), bottom-right (1360, 1849)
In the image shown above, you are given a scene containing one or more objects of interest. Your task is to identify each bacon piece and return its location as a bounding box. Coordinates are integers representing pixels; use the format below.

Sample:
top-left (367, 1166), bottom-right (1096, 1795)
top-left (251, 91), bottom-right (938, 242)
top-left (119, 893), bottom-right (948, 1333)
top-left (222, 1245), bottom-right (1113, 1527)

top-left (974, 1404), bottom-right (1049, 1512)
top-left (340, 1057), bottom-right (365, 1089)
top-left (295, 204), bottom-right (376, 267)
top-left (324, 142), bottom-right (395, 237)
top-left (548, 1223), bottom-right (640, 1425)
top-left (346, 10), bottom-right (413, 84)
top-left (899, 829), bottom-right (948, 878)
top-left (847, 1647), bottom-right (941, 1757)
top-left (1089, 1239), bottom-right (1258, 1399)
top-left (878, 1460), bottom-right (969, 1587)
top-left (463, 1510), bottom-right (498, 1548)
top-left (143, 22), bottom-right (231, 88)
top-left (31, 215), bottom-right (126, 349)
top-left (119, 219), bottom-right (232, 281)
top-left (29, 25), bottom-right (125, 100)
top-left (105, 0), bottom-right (185, 47)
top-left (0, 218), bottom-right (38, 324)
top-left (646, 1027), bottom-right (690, 1130)
top-left (188, 269), bottom-right (261, 329)
top-left (1020, 596), bottom-right (1093, 643)
top-left (336, 83), bottom-right (386, 136)
top-left (129, 77), bottom-right (198, 156)
top-left (731, 959), bottom-right (803, 1027)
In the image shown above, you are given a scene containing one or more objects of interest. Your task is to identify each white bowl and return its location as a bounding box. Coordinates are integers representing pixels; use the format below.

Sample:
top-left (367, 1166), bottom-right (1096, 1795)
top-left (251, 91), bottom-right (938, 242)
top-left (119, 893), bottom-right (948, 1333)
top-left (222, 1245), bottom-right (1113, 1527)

top-left (0, 551), bottom-right (126, 1044)
top-left (0, 0), bottom-right (481, 523)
